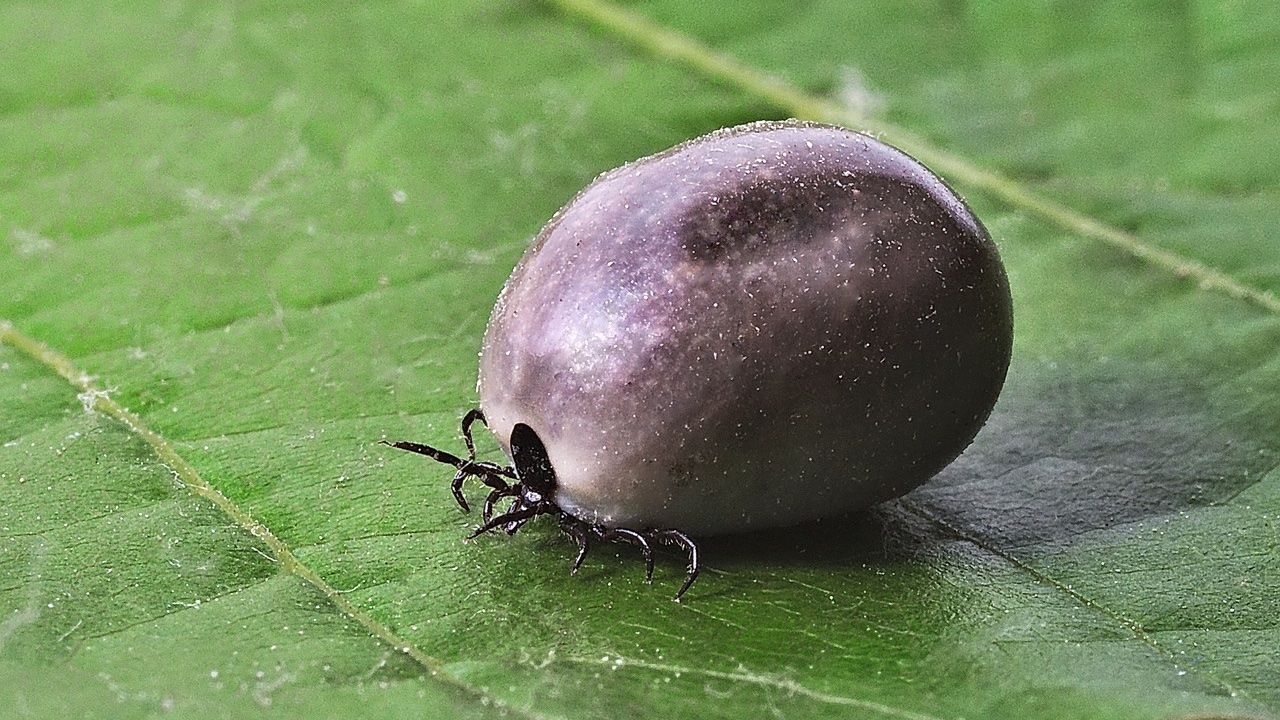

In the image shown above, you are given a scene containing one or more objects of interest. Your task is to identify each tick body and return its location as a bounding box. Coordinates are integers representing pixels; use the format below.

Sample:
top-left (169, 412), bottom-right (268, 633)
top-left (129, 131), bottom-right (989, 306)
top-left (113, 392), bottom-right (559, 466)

top-left (387, 120), bottom-right (1012, 598)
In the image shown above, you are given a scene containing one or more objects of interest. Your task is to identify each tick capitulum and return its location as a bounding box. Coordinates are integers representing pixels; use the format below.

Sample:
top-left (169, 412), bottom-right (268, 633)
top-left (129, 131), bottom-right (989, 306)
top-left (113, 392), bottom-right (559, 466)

top-left (382, 410), bottom-right (702, 600)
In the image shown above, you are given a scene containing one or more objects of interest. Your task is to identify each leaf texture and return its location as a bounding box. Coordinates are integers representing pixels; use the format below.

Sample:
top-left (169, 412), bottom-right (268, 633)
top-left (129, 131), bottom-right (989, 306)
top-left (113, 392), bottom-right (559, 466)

top-left (2, 1), bottom-right (1277, 718)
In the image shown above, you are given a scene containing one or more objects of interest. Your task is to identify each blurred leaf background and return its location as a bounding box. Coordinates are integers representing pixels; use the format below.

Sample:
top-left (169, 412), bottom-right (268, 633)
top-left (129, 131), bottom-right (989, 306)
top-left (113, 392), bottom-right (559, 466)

top-left (2, 1), bottom-right (1278, 718)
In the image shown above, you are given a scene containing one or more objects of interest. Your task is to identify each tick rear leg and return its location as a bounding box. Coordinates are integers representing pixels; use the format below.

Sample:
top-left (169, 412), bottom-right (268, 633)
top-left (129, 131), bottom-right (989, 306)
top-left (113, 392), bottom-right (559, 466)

top-left (650, 529), bottom-right (700, 601)
top-left (563, 521), bottom-right (688, 595)
top-left (559, 516), bottom-right (592, 573)
top-left (600, 528), bottom-right (655, 583)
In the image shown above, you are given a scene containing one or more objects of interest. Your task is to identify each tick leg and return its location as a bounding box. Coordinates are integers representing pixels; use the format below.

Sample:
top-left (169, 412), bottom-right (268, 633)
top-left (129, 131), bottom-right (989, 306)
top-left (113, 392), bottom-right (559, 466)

top-left (474, 462), bottom-right (518, 483)
top-left (460, 408), bottom-right (486, 461)
top-left (601, 528), bottom-right (655, 583)
top-left (505, 511), bottom-right (534, 535)
top-left (450, 469), bottom-right (472, 512)
top-left (385, 439), bottom-right (476, 512)
top-left (651, 529), bottom-right (700, 601)
top-left (458, 409), bottom-right (519, 481)
top-left (382, 426), bottom-right (515, 515)
top-left (559, 517), bottom-right (591, 573)
top-left (468, 503), bottom-right (546, 539)
top-left (453, 464), bottom-right (515, 513)
top-left (483, 485), bottom-right (521, 523)
top-left (380, 440), bottom-right (464, 468)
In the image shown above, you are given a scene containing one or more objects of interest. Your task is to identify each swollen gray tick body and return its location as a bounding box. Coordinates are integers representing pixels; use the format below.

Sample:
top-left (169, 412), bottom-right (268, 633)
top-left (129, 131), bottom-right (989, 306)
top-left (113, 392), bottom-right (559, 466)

top-left (385, 120), bottom-right (1013, 600)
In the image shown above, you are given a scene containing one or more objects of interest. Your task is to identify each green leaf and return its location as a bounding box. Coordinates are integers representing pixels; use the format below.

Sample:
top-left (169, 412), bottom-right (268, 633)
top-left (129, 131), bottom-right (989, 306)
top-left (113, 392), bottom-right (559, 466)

top-left (2, 1), bottom-right (1277, 718)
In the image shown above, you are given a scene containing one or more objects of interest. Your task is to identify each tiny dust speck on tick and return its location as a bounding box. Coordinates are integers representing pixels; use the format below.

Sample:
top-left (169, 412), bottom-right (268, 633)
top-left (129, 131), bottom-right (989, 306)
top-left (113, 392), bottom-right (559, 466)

top-left (384, 120), bottom-right (1013, 600)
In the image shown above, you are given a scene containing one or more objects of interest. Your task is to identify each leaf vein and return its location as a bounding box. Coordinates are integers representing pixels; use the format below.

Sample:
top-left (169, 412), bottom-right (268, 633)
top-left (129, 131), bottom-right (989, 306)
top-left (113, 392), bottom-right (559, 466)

top-left (559, 654), bottom-right (952, 720)
top-left (898, 498), bottom-right (1255, 703)
top-left (70, 575), bottom-right (281, 649)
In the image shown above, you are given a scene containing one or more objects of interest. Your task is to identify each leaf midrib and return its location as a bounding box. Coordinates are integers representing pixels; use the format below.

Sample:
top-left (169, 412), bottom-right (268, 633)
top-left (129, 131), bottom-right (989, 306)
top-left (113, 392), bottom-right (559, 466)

top-left (0, 315), bottom-right (985, 720)
top-left (536, 0), bottom-right (1271, 705)
top-left (0, 320), bottom-right (550, 720)
top-left (543, 0), bottom-right (1280, 317)
top-left (0, 318), bottom-right (959, 720)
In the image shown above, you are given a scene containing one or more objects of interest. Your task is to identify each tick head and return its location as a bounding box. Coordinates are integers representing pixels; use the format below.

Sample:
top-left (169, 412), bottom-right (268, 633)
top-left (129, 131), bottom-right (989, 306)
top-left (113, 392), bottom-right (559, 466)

top-left (510, 422), bottom-right (556, 498)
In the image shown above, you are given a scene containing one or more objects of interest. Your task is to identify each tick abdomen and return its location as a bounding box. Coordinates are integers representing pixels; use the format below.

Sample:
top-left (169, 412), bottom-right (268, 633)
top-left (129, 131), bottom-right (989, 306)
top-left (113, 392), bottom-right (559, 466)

top-left (479, 121), bottom-right (1012, 535)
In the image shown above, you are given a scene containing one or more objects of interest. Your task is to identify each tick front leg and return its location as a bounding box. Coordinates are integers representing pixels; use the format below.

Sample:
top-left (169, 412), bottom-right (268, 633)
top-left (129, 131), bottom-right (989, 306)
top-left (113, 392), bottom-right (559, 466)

top-left (483, 485), bottom-right (521, 523)
top-left (380, 439), bottom-right (465, 468)
top-left (467, 503), bottom-right (548, 539)
top-left (459, 408), bottom-right (518, 482)
top-left (383, 439), bottom-right (476, 512)
top-left (460, 408), bottom-right (486, 461)
top-left (450, 468), bottom-right (473, 512)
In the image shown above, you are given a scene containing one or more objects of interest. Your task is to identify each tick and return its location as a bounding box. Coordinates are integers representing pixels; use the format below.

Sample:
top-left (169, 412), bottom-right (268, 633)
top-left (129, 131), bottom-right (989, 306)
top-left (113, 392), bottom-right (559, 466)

top-left (385, 120), bottom-right (1013, 600)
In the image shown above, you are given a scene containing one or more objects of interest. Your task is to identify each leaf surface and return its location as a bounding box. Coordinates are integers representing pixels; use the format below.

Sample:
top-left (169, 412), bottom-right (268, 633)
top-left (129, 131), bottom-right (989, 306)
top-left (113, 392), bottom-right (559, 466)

top-left (2, 1), bottom-right (1277, 718)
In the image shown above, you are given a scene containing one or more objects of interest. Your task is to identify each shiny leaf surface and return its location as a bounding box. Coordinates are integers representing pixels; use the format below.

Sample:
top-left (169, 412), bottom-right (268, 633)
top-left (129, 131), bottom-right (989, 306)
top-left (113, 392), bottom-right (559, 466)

top-left (2, 1), bottom-right (1277, 718)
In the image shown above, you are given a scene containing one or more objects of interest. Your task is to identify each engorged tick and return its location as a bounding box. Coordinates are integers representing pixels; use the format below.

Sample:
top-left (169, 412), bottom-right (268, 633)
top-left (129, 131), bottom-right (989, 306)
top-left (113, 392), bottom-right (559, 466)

top-left (384, 120), bottom-right (1013, 600)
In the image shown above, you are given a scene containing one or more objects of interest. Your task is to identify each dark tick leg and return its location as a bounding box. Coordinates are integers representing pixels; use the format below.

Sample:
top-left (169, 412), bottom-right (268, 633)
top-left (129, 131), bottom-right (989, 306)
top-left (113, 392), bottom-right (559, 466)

top-left (460, 409), bottom-right (518, 482)
top-left (554, 519), bottom-right (693, 595)
top-left (380, 440), bottom-right (464, 468)
top-left (460, 408), bottom-right (486, 461)
top-left (651, 529), bottom-right (700, 601)
top-left (383, 439), bottom-right (481, 512)
top-left (483, 486), bottom-right (521, 523)
top-left (477, 466), bottom-right (516, 485)
top-left (382, 409), bottom-right (516, 514)
top-left (601, 528), bottom-right (655, 583)
top-left (384, 415), bottom-right (702, 598)
top-left (504, 511), bottom-right (534, 535)
top-left (497, 496), bottom-right (527, 535)
top-left (453, 462), bottom-right (516, 514)
top-left (450, 469), bottom-right (472, 512)
top-left (383, 440), bottom-right (514, 481)
top-left (559, 517), bottom-right (591, 573)
top-left (468, 504), bottom-right (547, 539)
